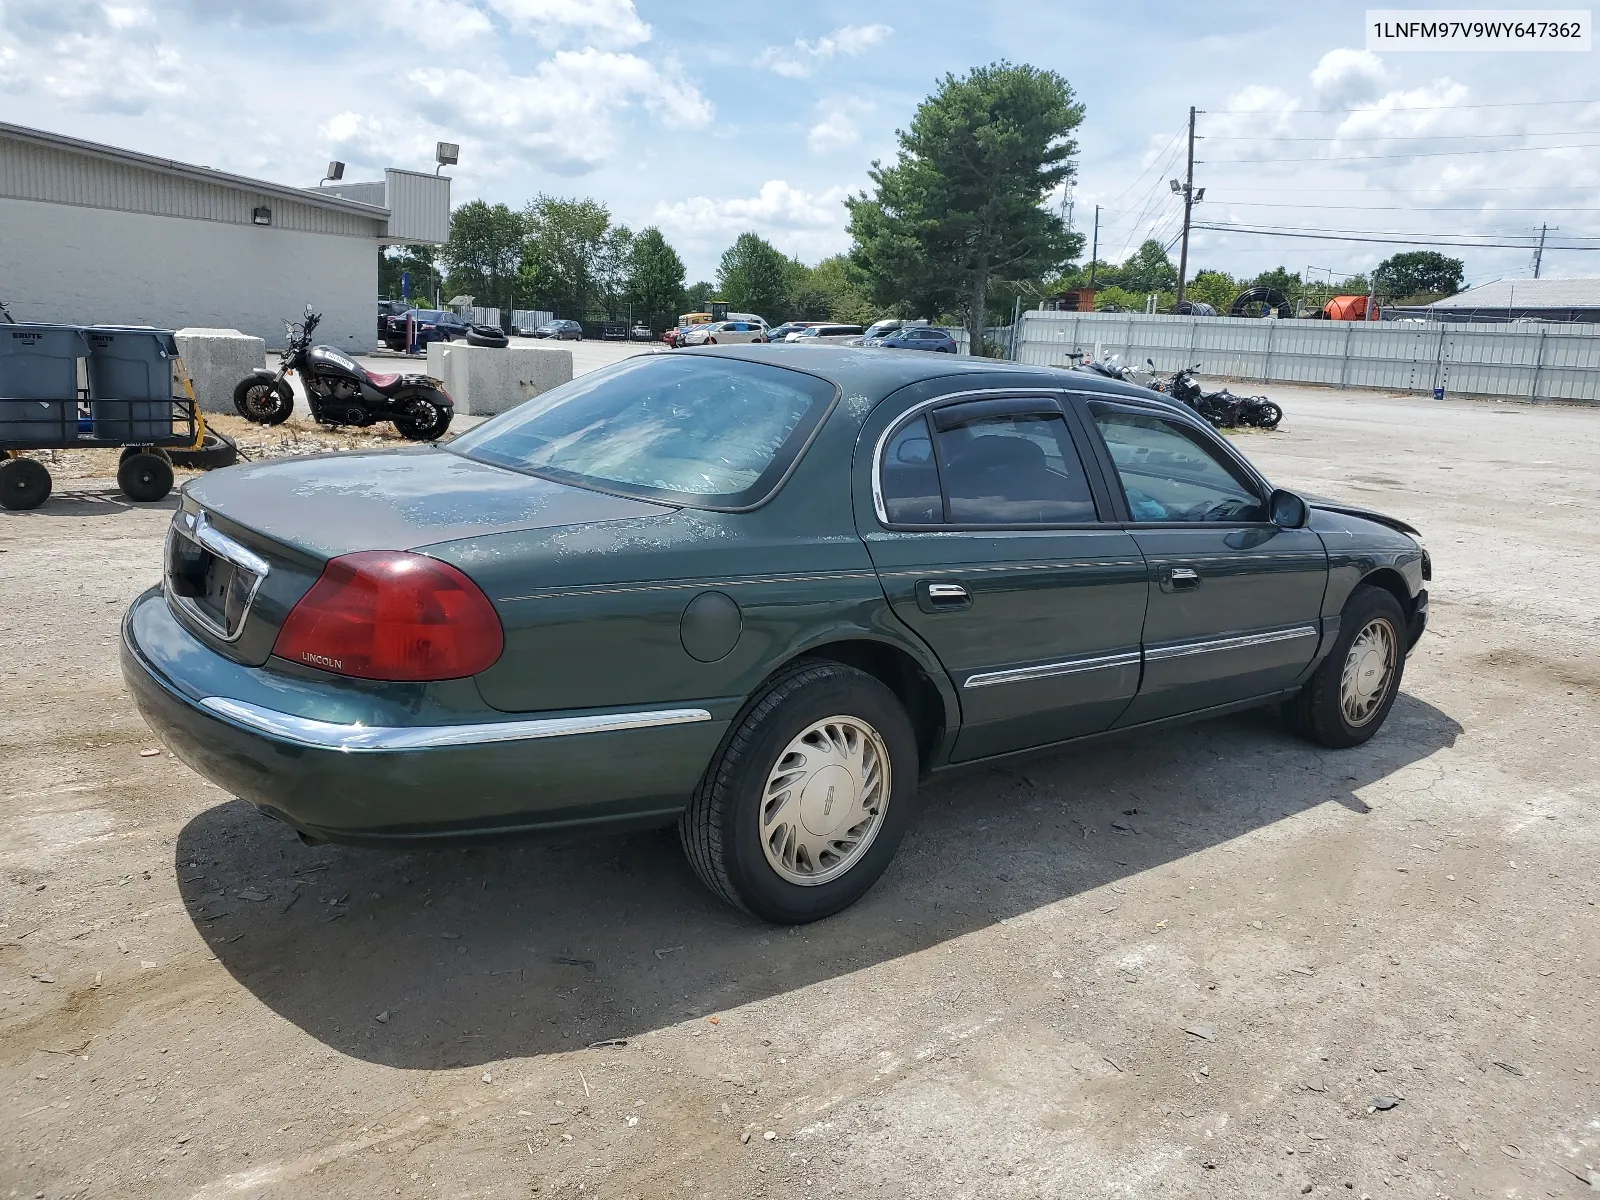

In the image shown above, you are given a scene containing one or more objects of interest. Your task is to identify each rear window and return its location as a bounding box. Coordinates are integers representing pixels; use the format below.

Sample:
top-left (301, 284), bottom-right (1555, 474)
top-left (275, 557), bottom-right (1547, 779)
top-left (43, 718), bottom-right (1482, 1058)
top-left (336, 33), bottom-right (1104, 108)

top-left (448, 354), bottom-right (838, 510)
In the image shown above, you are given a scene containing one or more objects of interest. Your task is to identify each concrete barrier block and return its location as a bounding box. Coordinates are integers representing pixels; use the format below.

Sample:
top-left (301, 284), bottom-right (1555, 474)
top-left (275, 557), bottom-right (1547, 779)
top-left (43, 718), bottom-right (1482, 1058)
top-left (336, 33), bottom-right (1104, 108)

top-left (427, 342), bottom-right (573, 417)
top-left (175, 328), bottom-right (267, 414)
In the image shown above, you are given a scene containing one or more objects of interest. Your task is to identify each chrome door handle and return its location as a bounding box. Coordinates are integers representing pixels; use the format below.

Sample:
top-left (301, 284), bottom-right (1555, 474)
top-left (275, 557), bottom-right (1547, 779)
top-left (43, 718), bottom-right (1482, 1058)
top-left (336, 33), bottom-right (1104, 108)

top-left (1167, 566), bottom-right (1200, 591)
top-left (917, 580), bottom-right (972, 613)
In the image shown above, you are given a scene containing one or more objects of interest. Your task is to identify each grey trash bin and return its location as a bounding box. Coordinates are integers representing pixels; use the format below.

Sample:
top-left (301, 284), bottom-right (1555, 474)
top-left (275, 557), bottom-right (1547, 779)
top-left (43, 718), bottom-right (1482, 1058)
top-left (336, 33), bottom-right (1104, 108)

top-left (86, 328), bottom-right (179, 443)
top-left (0, 324), bottom-right (85, 447)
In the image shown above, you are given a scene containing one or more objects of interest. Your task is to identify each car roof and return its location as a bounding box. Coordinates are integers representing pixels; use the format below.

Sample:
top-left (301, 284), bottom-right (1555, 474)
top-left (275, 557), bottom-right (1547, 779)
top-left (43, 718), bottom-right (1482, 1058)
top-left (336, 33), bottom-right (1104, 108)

top-left (688, 344), bottom-right (1193, 414)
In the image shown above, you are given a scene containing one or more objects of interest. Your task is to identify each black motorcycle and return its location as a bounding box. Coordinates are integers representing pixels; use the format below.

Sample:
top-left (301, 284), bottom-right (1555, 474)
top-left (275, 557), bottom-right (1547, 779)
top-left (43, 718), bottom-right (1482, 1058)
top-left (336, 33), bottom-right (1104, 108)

top-left (1066, 350), bottom-right (1138, 382)
top-left (1151, 361), bottom-right (1282, 430)
top-left (233, 308), bottom-right (453, 441)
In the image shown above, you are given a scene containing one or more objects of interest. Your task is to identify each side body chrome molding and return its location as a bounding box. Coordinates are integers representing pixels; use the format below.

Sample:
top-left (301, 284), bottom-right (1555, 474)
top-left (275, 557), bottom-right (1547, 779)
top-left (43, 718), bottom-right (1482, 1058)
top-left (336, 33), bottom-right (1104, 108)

top-left (962, 625), bottom-right (1319, 689)
top-left (198, 696), bottom-right (713, 753)
top-left (964, 650), bottom-right (1140, 690)
top-left (1143, 625), bottom-right (1319, 662)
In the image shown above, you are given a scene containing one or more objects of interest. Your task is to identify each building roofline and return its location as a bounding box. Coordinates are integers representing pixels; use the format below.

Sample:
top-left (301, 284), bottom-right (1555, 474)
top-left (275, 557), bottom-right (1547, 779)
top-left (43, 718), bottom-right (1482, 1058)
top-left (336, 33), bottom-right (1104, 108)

top-left (0, 120), bottom-right (391, 222)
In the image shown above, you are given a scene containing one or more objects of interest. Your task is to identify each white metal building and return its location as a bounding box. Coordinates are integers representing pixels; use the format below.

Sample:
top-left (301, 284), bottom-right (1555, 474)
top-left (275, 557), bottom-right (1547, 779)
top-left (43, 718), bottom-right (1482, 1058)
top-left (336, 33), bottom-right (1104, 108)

top-left (0, 122), bottom-right (450, 349)
top-left (1417, 277), bottom-right (1600, 325)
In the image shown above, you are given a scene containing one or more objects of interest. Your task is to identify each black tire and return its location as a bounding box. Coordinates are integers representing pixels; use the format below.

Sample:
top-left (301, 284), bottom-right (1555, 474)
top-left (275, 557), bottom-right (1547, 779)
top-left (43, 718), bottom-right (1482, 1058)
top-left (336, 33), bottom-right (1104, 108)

top-left (392, 394), bottom-right (452, 441)
top-left (679, 660), bottom-right (919, 924)
top-left (118, 451), bottom-right (175, 502)
top-left (1251, 401), bottom-right (1283, 429)
top-left (167, 431), bottom-right (239, 470)
top-left (465, 327), bottom-right (507, 348)
top-left (0, 456), bottom-right (51, 510)
top-left (232, 374), bottom-right (294, 425)
top-left (1284, 584), bottom-right (1408, 749)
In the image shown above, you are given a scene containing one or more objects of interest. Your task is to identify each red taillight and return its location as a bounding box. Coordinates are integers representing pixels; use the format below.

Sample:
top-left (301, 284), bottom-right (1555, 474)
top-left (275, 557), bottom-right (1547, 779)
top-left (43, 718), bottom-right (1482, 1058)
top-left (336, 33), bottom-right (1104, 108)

top-left (273, 551), bottom-right (503, 681)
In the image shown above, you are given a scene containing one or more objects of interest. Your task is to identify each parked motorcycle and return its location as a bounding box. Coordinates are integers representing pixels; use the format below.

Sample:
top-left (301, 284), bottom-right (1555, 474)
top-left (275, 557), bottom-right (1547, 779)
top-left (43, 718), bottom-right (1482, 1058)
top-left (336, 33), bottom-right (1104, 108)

top-left (1149, 360), bottom-right (1282, 430)
top-left (233, 308), bottom-right (453, 441)
top-left (1066, 350), bottom-right (1138, 383)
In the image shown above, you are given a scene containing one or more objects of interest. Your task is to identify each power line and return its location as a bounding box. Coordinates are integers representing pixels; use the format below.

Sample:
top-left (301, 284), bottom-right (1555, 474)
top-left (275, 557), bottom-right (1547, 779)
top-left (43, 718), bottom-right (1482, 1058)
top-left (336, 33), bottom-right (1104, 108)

top-left (1203, 184), bottom-right (1600, 192)
top-left (1203, 130), bottom-right (1600, 141)
top-left (1097, 129), bottom-right (1185, 209)
top-left (1209, 97), bottom-right (1600, 114)
top-left (1193, 222), bottom-right (1600, 249)
top-left (1210, 142), bottom-right (1600, 163)
top-left (1207, 201), bottom-right (1600, 212)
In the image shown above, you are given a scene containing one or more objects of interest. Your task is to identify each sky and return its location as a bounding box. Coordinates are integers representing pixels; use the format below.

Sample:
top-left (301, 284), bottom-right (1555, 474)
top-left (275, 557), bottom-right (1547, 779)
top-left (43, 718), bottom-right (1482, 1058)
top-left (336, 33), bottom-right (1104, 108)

top-left (3, 0), bottom-right (1598, 288)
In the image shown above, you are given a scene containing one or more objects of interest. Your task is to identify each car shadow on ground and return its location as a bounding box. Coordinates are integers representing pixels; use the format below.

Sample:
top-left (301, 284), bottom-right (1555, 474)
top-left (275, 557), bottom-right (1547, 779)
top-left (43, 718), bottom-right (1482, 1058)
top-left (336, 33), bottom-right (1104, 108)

top-left (8, 488), bottom-right (181, 516)
top-left (175, 692), bottom-right (1461, 1068)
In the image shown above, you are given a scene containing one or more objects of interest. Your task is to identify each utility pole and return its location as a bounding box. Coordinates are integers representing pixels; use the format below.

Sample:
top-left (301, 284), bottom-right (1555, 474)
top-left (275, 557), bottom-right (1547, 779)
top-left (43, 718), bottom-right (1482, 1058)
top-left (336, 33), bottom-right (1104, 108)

top-left (1532, 223), bottom-right (1554, 278)
top-left (1175, 105), bottom-right (1197, 309)
top-left (1089, 205), bottom-right (1100, 286)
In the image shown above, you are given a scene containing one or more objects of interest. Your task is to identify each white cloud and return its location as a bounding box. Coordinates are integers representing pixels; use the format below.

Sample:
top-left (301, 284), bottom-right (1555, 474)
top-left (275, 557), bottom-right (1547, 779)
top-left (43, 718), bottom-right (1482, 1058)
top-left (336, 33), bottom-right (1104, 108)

top-left (486, 0), bottom-right (650, 48)
top-left (0, 1), bottom-right (186, 114)
top-left (1309, 48), bottom-right (1388, 107)
top-left (757, 23), bottom-right (891, 78)
top-left (374, 0), bottom-right (493, 47)
top-left (807, 97), bottom-right (871, 153)
top-left (406, 49), bottom-right (711, 175)
top-left (652, 180), bottom-right (854, 268)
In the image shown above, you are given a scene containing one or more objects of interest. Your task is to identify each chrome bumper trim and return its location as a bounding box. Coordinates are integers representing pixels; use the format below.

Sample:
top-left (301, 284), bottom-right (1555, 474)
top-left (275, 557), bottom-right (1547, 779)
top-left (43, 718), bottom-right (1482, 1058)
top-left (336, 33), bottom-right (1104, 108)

top-left (964, 650), bottom-right (1142, 690)
top-left (1145, 624), bottom-right (1319, 662)
top-left (197, 696), bottom-right (713, 753)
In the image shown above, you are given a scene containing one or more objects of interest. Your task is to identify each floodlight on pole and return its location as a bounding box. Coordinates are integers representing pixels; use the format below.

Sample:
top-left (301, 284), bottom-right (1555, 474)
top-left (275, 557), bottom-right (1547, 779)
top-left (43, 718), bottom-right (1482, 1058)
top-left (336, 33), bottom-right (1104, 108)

top-left (320, 160), bottom-right (345, 186)
top-left (435, 142), bottom-right (459, 174)
top-left (1169, 179), bottom-right (1182, 194)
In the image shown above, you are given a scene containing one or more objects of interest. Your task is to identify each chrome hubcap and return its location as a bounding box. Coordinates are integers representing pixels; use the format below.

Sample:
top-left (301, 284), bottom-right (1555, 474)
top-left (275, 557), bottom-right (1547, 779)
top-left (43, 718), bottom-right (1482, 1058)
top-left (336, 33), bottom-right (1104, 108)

top-left (1340, 618), bottom-right (1396, 727)
top-left (760, 715), bottom-right (890, 886)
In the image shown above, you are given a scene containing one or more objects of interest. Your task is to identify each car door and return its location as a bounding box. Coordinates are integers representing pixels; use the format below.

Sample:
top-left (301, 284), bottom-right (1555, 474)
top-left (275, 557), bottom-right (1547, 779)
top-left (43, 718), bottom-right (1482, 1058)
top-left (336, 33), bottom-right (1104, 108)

top-left (861, 391), bottom-right (1149, 762)
top-left (1077, 400), bottom-right (1329, 726)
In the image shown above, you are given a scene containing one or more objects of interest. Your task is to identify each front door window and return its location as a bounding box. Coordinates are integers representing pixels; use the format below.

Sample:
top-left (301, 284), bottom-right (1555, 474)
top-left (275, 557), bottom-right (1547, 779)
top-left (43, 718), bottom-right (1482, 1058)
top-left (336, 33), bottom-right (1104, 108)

top-left (1091, 410), bottom-right (1265, 524)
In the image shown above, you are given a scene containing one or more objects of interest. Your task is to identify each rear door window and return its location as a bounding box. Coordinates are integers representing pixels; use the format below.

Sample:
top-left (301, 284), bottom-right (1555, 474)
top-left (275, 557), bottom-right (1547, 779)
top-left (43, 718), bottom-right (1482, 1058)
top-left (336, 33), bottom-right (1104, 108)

top-left (879, 401), bottom-right (1100, 526)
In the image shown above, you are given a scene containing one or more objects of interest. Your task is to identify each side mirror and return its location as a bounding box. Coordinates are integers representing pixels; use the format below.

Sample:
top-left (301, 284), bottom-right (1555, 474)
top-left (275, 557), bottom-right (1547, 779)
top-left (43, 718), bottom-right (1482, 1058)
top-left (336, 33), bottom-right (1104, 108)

top-left (1146, 358), bottom-right (1155, 368)
top-left (1269, 488), bottom-right (1308, 529)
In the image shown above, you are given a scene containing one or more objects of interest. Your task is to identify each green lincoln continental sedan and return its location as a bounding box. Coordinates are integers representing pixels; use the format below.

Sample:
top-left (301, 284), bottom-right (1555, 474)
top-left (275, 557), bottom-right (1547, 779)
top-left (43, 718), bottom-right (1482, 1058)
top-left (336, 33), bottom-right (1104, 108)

top-left (123, 346), bottom-right (1429, 922)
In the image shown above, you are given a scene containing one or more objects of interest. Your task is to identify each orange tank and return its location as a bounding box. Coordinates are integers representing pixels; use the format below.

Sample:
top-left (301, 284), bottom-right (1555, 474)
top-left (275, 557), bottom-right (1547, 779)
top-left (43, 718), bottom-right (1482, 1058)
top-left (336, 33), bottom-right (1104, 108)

top-left (1325, 295), bottom-right (1378, 321)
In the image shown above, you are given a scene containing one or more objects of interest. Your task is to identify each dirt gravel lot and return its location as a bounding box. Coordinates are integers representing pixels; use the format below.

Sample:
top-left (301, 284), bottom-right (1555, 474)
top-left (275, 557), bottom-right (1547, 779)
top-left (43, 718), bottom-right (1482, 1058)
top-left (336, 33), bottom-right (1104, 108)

top-left (2, 383), bottom-right (1597, 1199)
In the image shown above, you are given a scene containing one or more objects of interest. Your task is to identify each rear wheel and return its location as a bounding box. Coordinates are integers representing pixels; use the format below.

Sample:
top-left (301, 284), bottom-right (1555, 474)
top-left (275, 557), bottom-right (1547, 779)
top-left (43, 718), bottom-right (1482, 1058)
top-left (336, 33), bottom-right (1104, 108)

top-left (1285, 584), bottom-right (1407, 748)
top-left (392, 395), bottom-right (451, 441)
top-left (679, 661), bottom-right (919, 923)
top-left (233, 375), bottom-right (294, 425)
top-left (118, 451), bottom-right (174, 503)
top-left (0, 456), bottom-right (51, 510)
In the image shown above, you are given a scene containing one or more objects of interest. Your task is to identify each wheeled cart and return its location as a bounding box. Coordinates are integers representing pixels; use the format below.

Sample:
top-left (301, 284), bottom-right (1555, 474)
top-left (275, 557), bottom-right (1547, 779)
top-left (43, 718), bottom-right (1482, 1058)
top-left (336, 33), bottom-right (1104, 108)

top-left (1, 324), bottom-right (208, 511)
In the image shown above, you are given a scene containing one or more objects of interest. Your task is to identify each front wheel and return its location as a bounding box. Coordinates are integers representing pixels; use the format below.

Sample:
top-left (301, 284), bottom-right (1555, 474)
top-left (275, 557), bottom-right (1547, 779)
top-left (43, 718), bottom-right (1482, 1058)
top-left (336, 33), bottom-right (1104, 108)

top-left (679, 660), bottom-right (919, 923)
top-left (391, 393), bottom-right (452, 441)
top-left (1249, 401), bottom-right (1283, 429)
top-left (1284, 584), bottom-right (1408, 748)
top-left (233, 374), bottom-right (294, 425)
top-left (0, 456), bottom-right (51, 510)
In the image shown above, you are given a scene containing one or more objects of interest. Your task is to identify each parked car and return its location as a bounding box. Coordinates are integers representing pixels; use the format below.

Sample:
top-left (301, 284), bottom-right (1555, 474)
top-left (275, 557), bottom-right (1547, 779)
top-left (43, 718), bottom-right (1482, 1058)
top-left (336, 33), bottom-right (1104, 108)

top-left (630, 323), bottom-right (653, 341)
top-left (380, 309), bottom-right (472, 351)
top-left (679, 320), bottom-right (768, 346)
top-left (123, 346), bottom-right (1428, 923)
top-left (862, 319), bottom-right (907, 342)
top-left (532, 319), bottom-right (583, 341)
top-left (377, 299), bottom-right (410, 339)
top-left (765, 322), bottom-right (821, 343)
top-left (873, 326), bottom-right (958, 353)
top-left (791, 324), bottom-right (865, 345)
top-left (600, 322), bottom-right (629, 341)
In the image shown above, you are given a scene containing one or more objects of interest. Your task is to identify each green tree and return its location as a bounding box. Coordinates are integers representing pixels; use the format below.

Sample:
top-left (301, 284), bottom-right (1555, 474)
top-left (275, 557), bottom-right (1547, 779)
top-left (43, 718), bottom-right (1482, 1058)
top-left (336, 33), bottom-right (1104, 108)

top-left (593, 226), bottom-right (636, 321)
top-left (800, 255), bottom-right (878, 324)
top-left (1122, 239), bottom-right (1178, 293)
top-left (520, 196), bottom-right (615, 319)
top-left (1250, 266), bottom-right (1302, 297)
top-left (685, 281), bottom-right (716, 311)
top-left (717, 232), bottom-right (791, 321)
top-left (1185, 269), bottom-right (1238, 313)
top-left (442, 201), bottom-right (524, 312)
top-left (625, 227), bottom-right (686, 330)
top-left (1372, 251), bottom-right (1463, 300)
top-left (847, 61), bottom-right (1085, 352)
top-left (380, 244), bottom-right (443, 305)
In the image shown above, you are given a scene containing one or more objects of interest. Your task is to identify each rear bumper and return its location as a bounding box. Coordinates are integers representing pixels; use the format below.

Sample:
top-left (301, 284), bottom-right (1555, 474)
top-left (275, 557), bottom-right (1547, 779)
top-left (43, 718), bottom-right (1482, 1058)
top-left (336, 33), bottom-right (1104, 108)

top-left (121, 587), bottom-right (727, 843)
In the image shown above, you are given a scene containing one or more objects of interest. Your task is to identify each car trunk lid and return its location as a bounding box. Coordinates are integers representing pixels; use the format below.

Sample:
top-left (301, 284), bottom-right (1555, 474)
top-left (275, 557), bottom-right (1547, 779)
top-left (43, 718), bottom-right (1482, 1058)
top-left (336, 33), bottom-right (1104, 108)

top-left (168, 447), bottom-right (673, 666)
